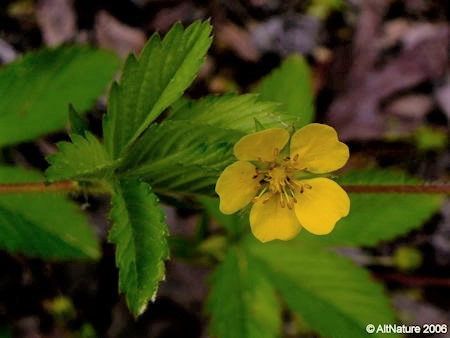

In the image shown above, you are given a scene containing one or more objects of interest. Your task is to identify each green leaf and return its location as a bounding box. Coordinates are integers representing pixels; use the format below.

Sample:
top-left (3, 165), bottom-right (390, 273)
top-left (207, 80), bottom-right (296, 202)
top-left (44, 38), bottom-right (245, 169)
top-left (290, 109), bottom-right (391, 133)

top-left (0, 166), bottom-right (100, 259)
top-left (45, 132), bottom-right (113, 182)
top-left (169, 94), bottom-right (289, 133)
top-left (255, 55), bottom-right (314, 128)
top-left (103, 20), bottom-right (212, 159)
top-left (207, 249), bottom-right (281, 338)
top-left (108, 178), bottom-right (169, 317)
top-left (0, 45), bottom-right (119, 147)
top-left (198, 197), bottom-right (244, 238)
top-left (118, 120), bottom-right (240, 195)
top-left (246, 238), bottom-right (398, 338)
top-left (301, 169), bottom-right (442, 247)
top-left (68, 104), bottom-right (89, 136)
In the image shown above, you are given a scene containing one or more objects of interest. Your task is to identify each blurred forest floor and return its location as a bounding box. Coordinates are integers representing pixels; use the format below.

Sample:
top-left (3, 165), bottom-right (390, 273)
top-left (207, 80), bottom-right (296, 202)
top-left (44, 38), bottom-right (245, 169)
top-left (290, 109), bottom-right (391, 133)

top-left (0, 0), bottom-right (449, 337)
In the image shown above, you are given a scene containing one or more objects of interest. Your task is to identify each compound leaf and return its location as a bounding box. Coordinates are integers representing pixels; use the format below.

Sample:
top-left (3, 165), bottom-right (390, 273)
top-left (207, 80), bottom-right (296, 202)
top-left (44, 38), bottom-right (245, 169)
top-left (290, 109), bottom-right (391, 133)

top-left (169, 94), bottom-right (287, 132)
top-left (255, 55), bottom-right (314, 128)
top-left (207, 249), bottom-right (281, 338)
top-left (108, 178), bottom-right (169, 317)
top-left (103, 20), bottom-right (212, 159)
top-left (46, 132), bottom-right (113, 182)
top-left (0, 166), bottom-right (99, 259)
top-left (118, 120), bottom-right (241, 195)
top-left (246, 238), bottom-right (397, 338)
top-left (301, 169), bottom-right (442, 247)
top-left (0, 46), bottom-right (119, 146)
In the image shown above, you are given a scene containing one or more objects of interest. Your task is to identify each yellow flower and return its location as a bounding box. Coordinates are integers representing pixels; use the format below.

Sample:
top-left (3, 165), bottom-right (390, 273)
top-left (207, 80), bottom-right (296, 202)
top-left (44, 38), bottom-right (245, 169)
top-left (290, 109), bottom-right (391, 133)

top-left (215, 123), bottom-right (350, 243)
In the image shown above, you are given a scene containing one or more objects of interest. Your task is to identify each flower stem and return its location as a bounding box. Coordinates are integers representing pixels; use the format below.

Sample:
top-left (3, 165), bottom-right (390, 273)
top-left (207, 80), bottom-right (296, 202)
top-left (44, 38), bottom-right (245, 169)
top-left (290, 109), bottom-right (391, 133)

top-left (342, 185), bottom-right (450, 194)
top-left (0, 182), bottom-right (448, 194)
top-left (0, 181), bottom-right (110, 195)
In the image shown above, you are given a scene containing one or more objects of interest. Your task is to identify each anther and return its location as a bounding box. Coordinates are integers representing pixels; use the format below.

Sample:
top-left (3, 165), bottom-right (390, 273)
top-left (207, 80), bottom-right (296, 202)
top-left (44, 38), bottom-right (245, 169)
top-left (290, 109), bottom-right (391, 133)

top-left (273, 148), bottom-right (279, 157)
top-left (293, 154), bottom-right (299, 162)
top-left (304, 184), bottom-right (312, 189)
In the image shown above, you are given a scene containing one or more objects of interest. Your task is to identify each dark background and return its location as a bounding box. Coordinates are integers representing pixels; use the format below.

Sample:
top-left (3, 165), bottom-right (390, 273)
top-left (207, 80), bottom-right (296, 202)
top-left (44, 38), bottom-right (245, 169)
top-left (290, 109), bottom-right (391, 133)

top-left (0, 0), bottom-right (449, 337)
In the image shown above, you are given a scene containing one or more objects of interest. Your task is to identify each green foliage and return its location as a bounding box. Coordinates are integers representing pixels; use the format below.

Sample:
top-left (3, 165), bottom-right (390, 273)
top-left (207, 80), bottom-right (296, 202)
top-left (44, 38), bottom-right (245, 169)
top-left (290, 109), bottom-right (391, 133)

top-left (0, 167), bottom-right (99, 259)
top-left (170, 94), bottom-right (289, 132)
top-left (308, 0), bottom-right (344, 18)
top-left (208, 249), bottom-right (281, 338)
top-left (0, 46), bottom-right (119, 146)
top-left (68, 104), bottom-right (89, 136)
top-left (300, 169), bottom-right (442, 246)
top-left (46, 132), bottom-right (113, 182)
top-left (103, 21), bottom-right (212, 159)
top-left (393, 246), bottom-right (423, 271)
top-left (412, 126), bottom-right (448, 151)
top-left (255, 55), bottom-right (315, 128)
top-left (117, 120), bottom-right (239, 195)
top-left (245, 238), bottom-right (397, 338)
top-left (108, 178), bottom-right (169, 317)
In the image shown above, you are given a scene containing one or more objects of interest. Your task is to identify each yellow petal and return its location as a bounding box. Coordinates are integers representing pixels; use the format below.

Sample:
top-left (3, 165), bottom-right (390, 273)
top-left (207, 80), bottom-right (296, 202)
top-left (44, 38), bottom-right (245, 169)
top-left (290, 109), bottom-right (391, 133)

top-left (294, 178), bottom-right (350, 235)
top-left (250, 193), bottom-right (301, 242)
top-left (290, 123), bottom-right (349, 173)
top-left (216, 161), bottom-right (259, 214)
top-left (234, 128), bottom-right (289, 162)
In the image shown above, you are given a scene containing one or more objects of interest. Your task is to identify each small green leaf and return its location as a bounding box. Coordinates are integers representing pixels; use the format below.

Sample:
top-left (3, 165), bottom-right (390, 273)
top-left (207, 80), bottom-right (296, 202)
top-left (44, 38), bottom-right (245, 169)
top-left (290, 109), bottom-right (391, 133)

top-left (254, 118), bottom-right (265, 131)
top-left (0, 166), bottom-right (100, 259)
top-left (207, 249), bottom-right (281, 338)
top-left (103, 20), bottom-right (213, 159)
top-left (301, 169), bottom-right (442, 247)
top-left (170, 93), bottom-right (288, 133)
top-left (255, 55), bottom-right (315, 128)
top-left (246, 238), bottom-right (398, 338)
top-left (108, 178), bottom-right (169, 317)
top-left (68, 104), bottom-right (88, 136)
top-left (118, 120), bottom-right (240, 195)
top-left (0, 45), bottom-right (119, 146)
top-left (46, 132), bottom-right (113, 182)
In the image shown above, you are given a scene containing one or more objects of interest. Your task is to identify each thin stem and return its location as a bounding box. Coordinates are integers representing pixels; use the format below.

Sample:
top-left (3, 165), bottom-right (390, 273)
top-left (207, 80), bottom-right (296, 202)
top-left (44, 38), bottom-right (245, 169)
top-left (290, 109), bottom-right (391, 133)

top-left (0, 181), bottom-right (111, 195)
top-left (0, 182), bottom-right (448, 194)
top-left (0, 181), bottom-right (76, 193)
top-left (342, 185), bottom-right (450, 194)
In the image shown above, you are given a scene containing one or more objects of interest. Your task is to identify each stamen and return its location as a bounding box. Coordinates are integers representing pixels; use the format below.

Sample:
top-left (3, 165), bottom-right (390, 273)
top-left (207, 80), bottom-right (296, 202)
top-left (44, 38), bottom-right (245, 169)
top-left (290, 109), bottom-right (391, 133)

top-left (252, 186), bottom-right (268, 202)
top-left (304, 184), bottom-right (312, 189)
top-left (284, 156), bottom-right (291, 161)
top-left (293, 154), bottom-right (299, 162)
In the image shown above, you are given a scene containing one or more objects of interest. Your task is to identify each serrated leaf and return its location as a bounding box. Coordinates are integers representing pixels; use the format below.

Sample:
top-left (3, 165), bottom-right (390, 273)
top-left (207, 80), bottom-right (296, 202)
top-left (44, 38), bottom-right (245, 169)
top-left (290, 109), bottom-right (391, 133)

top-left (68, 104), bottom-right (88, 135)
top-left (246, 238), bottom-right (398, 338)
top-left (0, 45), bottom-right (119, 146)
top-left (46, 132), bottom-right (113, 182)
top-left (300, 169), bottom-right (442, 247)
top-left (103, 20), bottom-right (212, 159)
top-left (108, 178), bottom-right (169, 317)
top-left (0, 166), bottom-right (100, 259)
top-left (255, 55), bottom-right (314, 128)
top-left (169, 94), bottom-right (291, 132)
top-left (207, 249), bottom-right (281, 338)
top-left (118, 120), bottom-right (240, 195)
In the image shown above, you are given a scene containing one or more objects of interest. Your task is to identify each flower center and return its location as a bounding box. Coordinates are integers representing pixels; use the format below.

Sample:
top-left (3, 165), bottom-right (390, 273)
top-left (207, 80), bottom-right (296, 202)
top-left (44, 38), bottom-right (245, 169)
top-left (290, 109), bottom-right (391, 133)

top-left (252, 156), bottom-right (311, 209)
